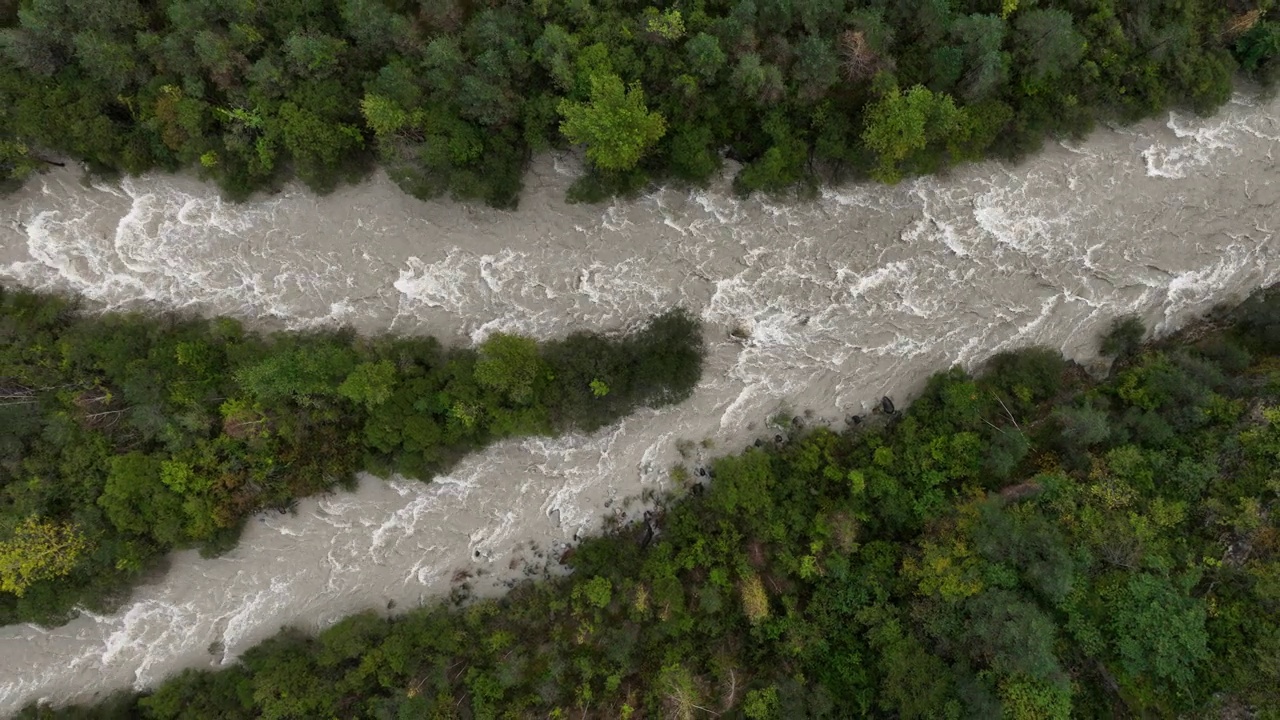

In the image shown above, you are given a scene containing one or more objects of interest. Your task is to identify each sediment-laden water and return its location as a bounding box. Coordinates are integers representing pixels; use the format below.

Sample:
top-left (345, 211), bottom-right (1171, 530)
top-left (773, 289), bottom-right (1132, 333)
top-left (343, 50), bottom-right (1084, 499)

top-left (1, 91), bottom-right (1278, 713)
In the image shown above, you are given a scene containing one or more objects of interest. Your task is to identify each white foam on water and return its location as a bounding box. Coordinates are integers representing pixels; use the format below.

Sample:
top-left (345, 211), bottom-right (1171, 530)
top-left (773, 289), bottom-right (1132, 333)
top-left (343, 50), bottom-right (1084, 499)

top-left (394, 252), bottom-right (474, 311)
top-left (1141, 93), bottom-right (1262, 179)
top-left (220, 575), bottom-right (301, 655)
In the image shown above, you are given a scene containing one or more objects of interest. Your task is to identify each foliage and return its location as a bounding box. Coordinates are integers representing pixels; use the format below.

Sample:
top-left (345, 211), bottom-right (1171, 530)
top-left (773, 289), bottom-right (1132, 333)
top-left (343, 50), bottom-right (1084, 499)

top-left (0, 0), bottom-right (1254, 201)
top-left (474, 333), bottom-right (544, 406)
top-left (1235, 21), bottom-right (1280, 78)
top-left (0, 140), bottom-right (42, 191)
top-left (24, 284), bottom-right (1280, 719)
top-left (0, 517), bottom-right (88, 596)
top-left (1110, 574), bottom-right (1208, 690)
top-left (862, 84), bottom-right (963, 183)
top-left (1100, 315), bottom-right (1147, 358)
top-left (558, 73), bottom-right (667, 172)
top-left (0, 285), bottom-right (703, 624)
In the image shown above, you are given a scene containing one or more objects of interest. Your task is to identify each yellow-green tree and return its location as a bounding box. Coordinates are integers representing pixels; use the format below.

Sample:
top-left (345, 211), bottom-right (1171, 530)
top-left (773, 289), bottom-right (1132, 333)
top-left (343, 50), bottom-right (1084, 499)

top-left (0, 516), bottom-right (89, 596)
top-left (1, 140), bottom-right (43, 186)
top-left (558, 73), bottom-right (667, 172)
top-left (861, 84), bottom-right (962, 183)
top-left (739, 572), bottom-right (770, 624)
top-left (474, 333), bottom-right (545, 405)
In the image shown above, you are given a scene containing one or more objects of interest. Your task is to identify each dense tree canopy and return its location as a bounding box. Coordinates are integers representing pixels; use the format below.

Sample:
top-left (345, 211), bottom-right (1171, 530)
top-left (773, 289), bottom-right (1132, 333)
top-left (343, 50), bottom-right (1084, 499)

top-left (0, 285), bottom-right (704, 625)
top-left (20, 285), bottom-right (1280, 720)
top-left (2, 0), bottom-right (1277, 205)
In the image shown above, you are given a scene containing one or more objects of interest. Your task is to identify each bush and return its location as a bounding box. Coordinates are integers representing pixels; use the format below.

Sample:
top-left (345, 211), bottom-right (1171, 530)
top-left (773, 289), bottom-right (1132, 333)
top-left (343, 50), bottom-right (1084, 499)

top-left (1100, 316), bottom-right (1146, 359)
top-left (983, 346), bottom-right (1068, 413)
top-left (1232, 287), bottom-right (1280, 352)
top-left (1053, 401), bottom-right (1112, 452)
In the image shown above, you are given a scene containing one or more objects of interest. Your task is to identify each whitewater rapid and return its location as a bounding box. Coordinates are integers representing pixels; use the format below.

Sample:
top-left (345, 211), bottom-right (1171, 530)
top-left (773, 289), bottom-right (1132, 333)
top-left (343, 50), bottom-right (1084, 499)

top-left (1, 91), bottom-right (1278, 712)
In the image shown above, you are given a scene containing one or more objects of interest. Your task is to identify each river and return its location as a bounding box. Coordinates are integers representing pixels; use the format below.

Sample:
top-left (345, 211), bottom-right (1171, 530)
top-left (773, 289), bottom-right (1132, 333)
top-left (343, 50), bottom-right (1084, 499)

top-left (0, 91), bottom-right (1277, 713)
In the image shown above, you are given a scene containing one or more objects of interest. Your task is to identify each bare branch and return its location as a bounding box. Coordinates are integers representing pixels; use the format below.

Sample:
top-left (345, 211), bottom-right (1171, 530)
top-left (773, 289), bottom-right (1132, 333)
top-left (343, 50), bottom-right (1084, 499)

top-left (991, 391), bottom-right (1022, 431)
top-left (839, 30), bottom-right (881, 82)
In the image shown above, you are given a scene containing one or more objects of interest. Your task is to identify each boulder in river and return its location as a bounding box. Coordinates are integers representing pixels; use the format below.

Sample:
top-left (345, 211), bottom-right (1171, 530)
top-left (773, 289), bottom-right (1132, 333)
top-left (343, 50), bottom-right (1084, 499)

top-left (640, 511), bottom-right (657, 549)
top-left (880, 396), bottom-right (895, 414)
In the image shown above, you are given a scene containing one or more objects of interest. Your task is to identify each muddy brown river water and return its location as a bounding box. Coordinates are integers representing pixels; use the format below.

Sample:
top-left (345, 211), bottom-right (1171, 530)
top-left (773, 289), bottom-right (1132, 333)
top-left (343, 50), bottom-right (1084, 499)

top-left (0, 91), bottom-right (1278, 712)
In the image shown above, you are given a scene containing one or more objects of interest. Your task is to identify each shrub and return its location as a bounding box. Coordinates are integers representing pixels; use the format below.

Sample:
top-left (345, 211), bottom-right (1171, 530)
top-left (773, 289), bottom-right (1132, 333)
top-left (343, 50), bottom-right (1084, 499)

top-left (1100, 316), bottom-right (1146, 359)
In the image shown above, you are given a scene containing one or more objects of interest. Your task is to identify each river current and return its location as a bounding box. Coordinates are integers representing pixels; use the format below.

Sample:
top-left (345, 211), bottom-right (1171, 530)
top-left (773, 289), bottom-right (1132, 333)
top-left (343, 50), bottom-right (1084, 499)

top-left (0, 92), bottom-right (1278, 712)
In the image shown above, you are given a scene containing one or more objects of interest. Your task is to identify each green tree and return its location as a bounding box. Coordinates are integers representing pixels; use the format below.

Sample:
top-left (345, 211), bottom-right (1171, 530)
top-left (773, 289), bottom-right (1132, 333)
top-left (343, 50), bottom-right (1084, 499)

top-left (982, 346), bottom-right (1066, 414)
top-left (1100, 316), bottom-right (1145, 358)
top-left (1110, 574), bottom-right (1208, 689)
top-left (533, 23), bottom-right (579, 91)
top-left (743, 686), bottom-right (780, 719)
top-left (98, 452), bottom-right (187, 545)
top-left (708, 449), bottom-right (775, 522)
top-left (558, 73), bottom-right (667, 172)
top-left (359, 94), bottom-right (408, 138)
top-left (963, 590), bottom-right (1066, 685)
top-left (797, 0), bottom-right (846, 35)
top-left (70, 30), bottom-right (138, 92)
top-left (642, 7), bottom-right (685, 42)
top-left (1052, 401), bottom-right (1111, 450)
top-left (0, 140), bottom-right (43, 189)
top-left (862, 84), bottom-right (963, 183)
top-left (0, 516), bottom-right (89, 596)
top-left (1012, 9), bottom-right (1084, 86)
top-left (247, 646), bottom-right (338, 719)
top-left (733, 111), bottom-right (810, 194)
top-left (949, 14), bottom-right (1009, 102)
top-left (731, 53), bottom-right (785, 104)
top-left (283, 32), bottom-right (347, 78)
top-left (864, 608), bottom-right (961, 719)
top-left (666, 124), bottom-right (720, 183)
top-left (898, 0), bottom-right (955, 46)
top-left (999, 675), bottom-right (1070, 720)
top-left (474, 333), bottom-right (544, 406)
top-left (1235, 21), bottom-right (1280, 75)
top-left (235, 344), bottom-right (357, 407)
top-left (338, 0), bottom-right (410, 55)
top-left (338, 360), bottom-right (397, 409)
top-left (274, 102), bottom-right (365, 191)
top-left (575, 575), bottom-right (612, 609)
top-left (422, 35), bottom-right (465, 95)
top-left (791, 34), bottom-right (840, 101)
top-left (684, 32), bottom-right (726, 81)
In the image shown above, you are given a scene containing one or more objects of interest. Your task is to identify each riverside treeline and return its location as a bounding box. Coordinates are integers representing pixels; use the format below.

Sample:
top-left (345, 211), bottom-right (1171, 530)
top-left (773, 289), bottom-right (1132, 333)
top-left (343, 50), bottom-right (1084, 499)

top-left (0, 286), bottom-right (704, 626)
top-left (21, 292), bottom-right (1280, 719)
top-left (3, 0), bottom-right (1280, 203)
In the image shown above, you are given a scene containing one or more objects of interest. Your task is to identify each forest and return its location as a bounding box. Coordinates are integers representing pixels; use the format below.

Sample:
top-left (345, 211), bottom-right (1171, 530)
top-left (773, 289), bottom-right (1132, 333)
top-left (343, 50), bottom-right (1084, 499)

top-left (0, 286), bottom-right (704, 626)
top-left (19, 287), bottom-right (1280, 719)
top-left (3, 0), bottom-right (1280, 204)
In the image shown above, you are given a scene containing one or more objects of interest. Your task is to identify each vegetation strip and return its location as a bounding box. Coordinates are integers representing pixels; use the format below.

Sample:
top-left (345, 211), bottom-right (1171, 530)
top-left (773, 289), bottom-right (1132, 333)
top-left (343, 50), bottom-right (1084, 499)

top-left (2, 1), bottom-right (1278, 202)
top-left (0, 286), bottom-right (704, 626)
